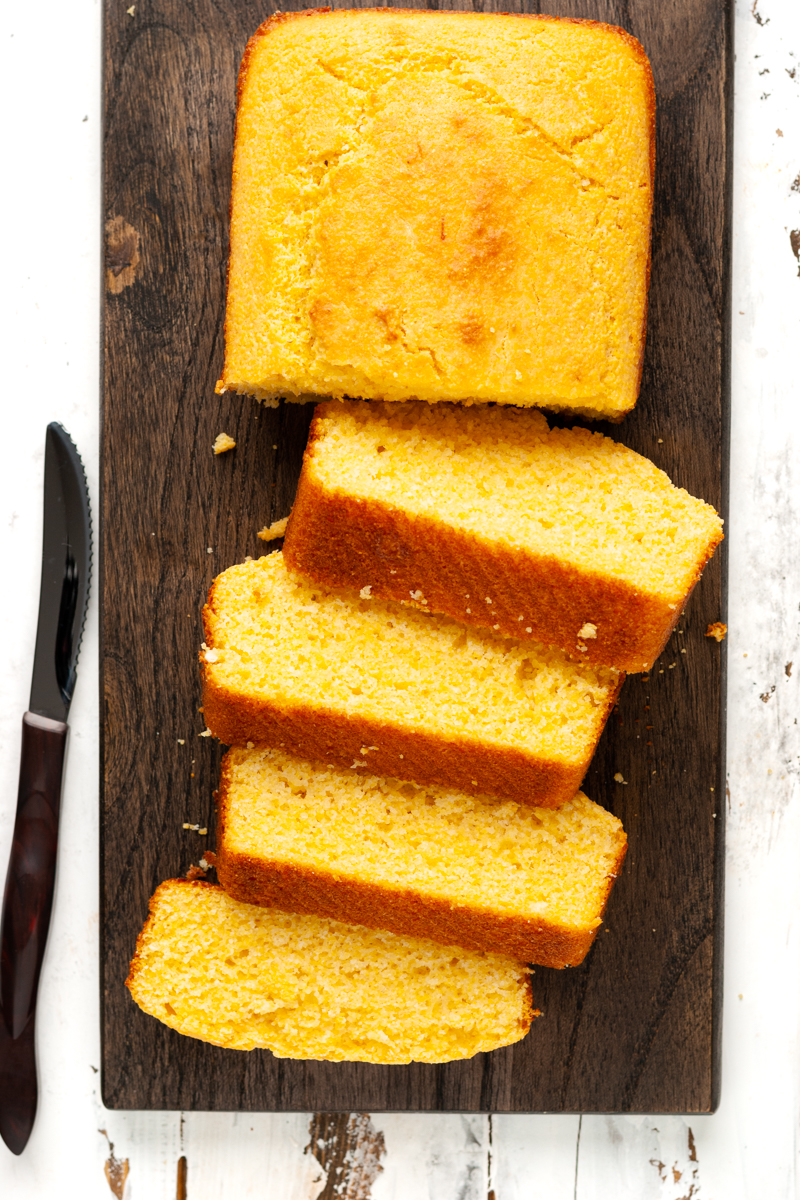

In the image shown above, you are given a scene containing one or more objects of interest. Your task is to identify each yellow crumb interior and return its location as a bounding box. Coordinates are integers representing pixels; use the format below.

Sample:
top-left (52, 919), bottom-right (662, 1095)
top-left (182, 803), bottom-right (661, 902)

top-left (223, 746), bottom-right (626, 931)
top-left (204, 553), bottom-right (620, 764)
top-left (128, 882), bottom-right (532, 1062)
top-left (309, 402), bottom-right (724, 601)
top-left (222, 10), bottom-right (652, 417)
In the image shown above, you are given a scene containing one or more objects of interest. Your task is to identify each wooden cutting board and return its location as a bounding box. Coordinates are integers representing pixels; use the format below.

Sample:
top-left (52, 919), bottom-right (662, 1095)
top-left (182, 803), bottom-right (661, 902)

top-left (101, 0), bottom-right (731, 1113)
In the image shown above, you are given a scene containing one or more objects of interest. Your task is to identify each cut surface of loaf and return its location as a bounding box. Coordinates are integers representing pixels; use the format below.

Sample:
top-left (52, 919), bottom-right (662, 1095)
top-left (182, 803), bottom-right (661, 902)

top-left (201, 553), bottom-right (622, 807)
top-left (218, 8), bottom-right (654, 419)
top-left (127, 880), bottom-right (535, 1061)
top-left (284, 402), bottom-right (724, 672)
top-left (216, 746), bottom-right (628, 967)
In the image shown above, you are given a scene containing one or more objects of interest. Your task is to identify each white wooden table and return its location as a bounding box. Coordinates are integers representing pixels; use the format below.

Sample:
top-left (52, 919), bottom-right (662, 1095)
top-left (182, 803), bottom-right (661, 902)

top-left (1, 0), bottom-right (798, 1194)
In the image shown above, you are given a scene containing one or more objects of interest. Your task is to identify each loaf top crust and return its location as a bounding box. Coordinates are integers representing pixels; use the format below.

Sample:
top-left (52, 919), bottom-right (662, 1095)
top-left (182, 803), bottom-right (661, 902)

top-left (219, 8), bottom-right (654, 419)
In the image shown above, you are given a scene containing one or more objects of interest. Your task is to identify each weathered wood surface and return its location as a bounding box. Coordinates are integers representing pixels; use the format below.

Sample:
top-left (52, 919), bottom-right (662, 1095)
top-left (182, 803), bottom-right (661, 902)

top-left (101, 0), bottom-right (731, 1112)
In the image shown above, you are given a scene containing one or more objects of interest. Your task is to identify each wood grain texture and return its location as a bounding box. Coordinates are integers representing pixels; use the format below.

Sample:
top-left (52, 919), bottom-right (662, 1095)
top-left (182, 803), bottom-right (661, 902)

top-left (101, 0), bottom-right (731, 1112)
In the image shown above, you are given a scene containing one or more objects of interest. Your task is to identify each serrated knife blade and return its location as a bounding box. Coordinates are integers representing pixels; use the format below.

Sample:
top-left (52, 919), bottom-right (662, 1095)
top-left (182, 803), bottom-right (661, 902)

top-left (0, 423), bottom-right (91, 1155)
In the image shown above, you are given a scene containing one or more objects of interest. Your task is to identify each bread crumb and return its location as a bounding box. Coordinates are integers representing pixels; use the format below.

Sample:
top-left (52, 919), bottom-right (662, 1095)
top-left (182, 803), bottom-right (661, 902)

top-left (207, 547), bottom-right (214, 555)
top-left (177, 738), bottom-right (185, 745)
top-left (614, 772), bottom-right (627, 784)
top-left (199, 828), bottom-right (208, 836)
top-left (126, 4), bottom-right (135, 14)
top-left (213, 432), bottom-right (236, 455)
top-left (199, 728), bottom-right (212, 737)
top-left (186, 865), bottom-right (206, 880)
top-left (204, 648), bottom-right (220, 663)
top-left (360, 585), bottom-right (373, 599)
top-left (706, 622), bottom-right (727, 642)
top-left (199, 857), bottom-right (210, 870)
top-left (246, 741), bottom-right (254, 750)
top-left (493, 624), bottom-right (500, 630)
top-left (360, 745), bottom-right (378, 755)
top-left (578, 623), bottom-right (598, 640)
top-left (183, 823), bottom-right (199, 831)
top-left (257, 517), bottom-right (289, 542)
top-left (577, 642), bottom-right (587, 652)
top-left (485, 598), bottom-right (492, 605)
top-left (410, 589), bottom-right (427, 604)
top-left (525, 627), bottom-right (532, 633)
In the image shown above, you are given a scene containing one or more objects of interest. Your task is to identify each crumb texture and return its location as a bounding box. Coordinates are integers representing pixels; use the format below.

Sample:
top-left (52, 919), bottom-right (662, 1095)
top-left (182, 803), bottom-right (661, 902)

top-left (221, 9), bottom-right (654, 418)
top-left (217, 745), bottom-right (627, 965)
top-left (127, 881), bottom-right (534, 1061)
top-left (201, 552), bottom-right (621, 802)
top-left (284, 402), bottom-right (723, 670)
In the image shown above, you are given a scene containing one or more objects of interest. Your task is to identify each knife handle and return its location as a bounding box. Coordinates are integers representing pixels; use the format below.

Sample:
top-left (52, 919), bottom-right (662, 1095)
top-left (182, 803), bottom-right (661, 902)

top-left (1, 712), bottom-right (68, 1041)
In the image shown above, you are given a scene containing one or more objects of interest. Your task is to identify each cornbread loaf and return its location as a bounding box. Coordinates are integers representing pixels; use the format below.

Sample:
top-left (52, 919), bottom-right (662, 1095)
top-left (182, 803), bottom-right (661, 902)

top-left (284, 402), bottom-right (725, 673)
top-left (201, 553), bottom-right (623, 807)
top-left (217, 8), bottom-right (654, 420)
top-left (216, 746), bottom-right (628, 968)
top-left (126, 880), bottom-right (535, 1062)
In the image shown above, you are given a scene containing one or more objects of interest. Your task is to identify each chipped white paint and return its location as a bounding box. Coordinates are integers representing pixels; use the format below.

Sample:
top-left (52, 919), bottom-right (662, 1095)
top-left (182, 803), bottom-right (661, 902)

top-left (1, 0), bottom-right (799, 1196)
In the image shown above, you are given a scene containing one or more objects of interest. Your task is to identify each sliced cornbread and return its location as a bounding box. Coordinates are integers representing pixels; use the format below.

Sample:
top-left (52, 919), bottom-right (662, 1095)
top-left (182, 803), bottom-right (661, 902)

top-left (216, 746), bottom-right (627, 968)
top-left (201, 553), bottom-right (623, 807)
top-left (127, 880), bottom-right (535, 1061)
top-left (284, 402), bottom-right (724, 673)
top-left (218, 9), bottom-right (654, 419)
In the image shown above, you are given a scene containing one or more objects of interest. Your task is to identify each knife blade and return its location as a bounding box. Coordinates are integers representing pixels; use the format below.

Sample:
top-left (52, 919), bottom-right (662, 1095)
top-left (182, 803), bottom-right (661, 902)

top-left (0, 423), bottom-right (91, 1155)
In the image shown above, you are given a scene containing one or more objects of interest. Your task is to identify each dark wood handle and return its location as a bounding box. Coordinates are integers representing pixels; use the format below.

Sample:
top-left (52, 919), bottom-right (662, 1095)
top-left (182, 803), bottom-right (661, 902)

top-left (0, 712), bottom-right (68, 1041)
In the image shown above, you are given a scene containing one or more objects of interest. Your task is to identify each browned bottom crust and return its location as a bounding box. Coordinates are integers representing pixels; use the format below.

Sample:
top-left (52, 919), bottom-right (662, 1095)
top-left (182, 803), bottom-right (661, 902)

top-left (283, 469), bottom-right (720, 673)
top-left (215, 835), bottom-right (627, 969)
top-left (201, 678), bottom-right (622, 808)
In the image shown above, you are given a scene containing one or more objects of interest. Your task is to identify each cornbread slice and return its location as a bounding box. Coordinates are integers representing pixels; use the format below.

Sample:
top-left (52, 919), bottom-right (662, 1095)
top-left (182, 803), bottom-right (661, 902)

top-left (284, 402), bottom-right (724, 673)
top-left (127, 881), bottom-right (535, 1062)
top-left (217, 746), bottom-right (627, 968)
top-left (201, 553), bottom-right (623, 808)
top-left (218, 9), bottom-right (654, 419)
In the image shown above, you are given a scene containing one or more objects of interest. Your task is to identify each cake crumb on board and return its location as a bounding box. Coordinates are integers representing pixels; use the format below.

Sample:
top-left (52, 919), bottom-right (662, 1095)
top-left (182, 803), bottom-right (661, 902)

top-left (705, 622), bottom-right (727, 642)
top-left (258, 517), bottom-right (289, 541)
top-left (213, 432), bottom-right (236, 454)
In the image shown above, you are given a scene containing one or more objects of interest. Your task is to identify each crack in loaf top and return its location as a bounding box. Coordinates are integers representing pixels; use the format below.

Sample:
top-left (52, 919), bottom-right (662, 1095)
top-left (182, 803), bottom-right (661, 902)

top-left (218, 8), bottom-right (655, 420)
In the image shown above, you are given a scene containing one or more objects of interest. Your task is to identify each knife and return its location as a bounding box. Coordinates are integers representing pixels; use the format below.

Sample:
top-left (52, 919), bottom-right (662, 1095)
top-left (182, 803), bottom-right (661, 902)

top-left (0, 423), bottom-right (91, 1155)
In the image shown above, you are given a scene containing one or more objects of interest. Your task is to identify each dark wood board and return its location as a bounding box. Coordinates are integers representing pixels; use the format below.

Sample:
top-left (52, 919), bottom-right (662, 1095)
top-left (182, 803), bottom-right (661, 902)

top-left (101, 0), bottom-right (731, 1112)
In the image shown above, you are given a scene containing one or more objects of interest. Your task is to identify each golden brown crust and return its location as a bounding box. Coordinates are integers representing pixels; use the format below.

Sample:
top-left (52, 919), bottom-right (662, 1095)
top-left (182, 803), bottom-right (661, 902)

top-left (216, 762), bottom-right (627, 968)
top-left (200, 560), bottom-right (624, 807)
top-left (201, 650), bottom-right (619, 809)
top-left (220, 9), bottom-right (655, 414)
top-left (283, 425), bottom-right (715, 673)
